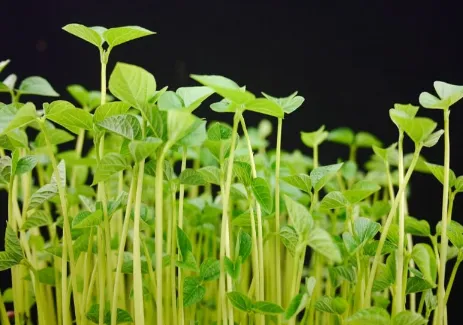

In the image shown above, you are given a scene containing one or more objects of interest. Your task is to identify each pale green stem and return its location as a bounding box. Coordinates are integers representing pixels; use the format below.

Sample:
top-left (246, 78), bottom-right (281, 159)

top-left (0, 287), bottom-right (11, 325)
top-left (178, 148), bottom-right (187, 325)
top-left (97, 227), bottom-right (105, 325)
top-left (436, 108), bottom-right (450, 325)
top-left (133, 159), bottom-right (146, 325)
top-left (365, 144), bottom-right (422, 306)
top-left (395, 131), bottom-right (405, 315)
top-left (444, 253), bottom-right (463, 304)
top-left (274, 117), bottom-right (283, 319)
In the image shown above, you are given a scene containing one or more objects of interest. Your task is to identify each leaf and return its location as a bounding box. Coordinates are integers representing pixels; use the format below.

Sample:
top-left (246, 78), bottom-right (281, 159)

top-left (5, 225), bottom-right (23, 262)
top-left (284, 195), bottom-right (313, 237)
top-left (63, 24), bottom-right (103, 47)
top-left (37, 267), bottom-right (56, 286)
top-left (97, 114), bottom-right (142, 140)
top-left (280, 225), bottom-right (299, 256)
top-left (22, 211), bottom-right (52, 230)
top-left (183, 277), bottom-right (206, 307)
top-left (0, 251), bottom-right (23, 271)
top-left (320, 191), bottom-right (349, 210)
top-left (411, 243), bottom-right (437, 284)
top-left (0, 59), bottom-right (10, 73)
top-left (282, 174), bottom-right (312, 193)
top-left (177, 227), bottom-right (193, 256)
top-left (15, 156), bottom-right (37, 175)
top-left (94, 102), bottom-right (131, 123)
top-left (197, 166), bottom-right (221, 185)
top-left (419, 81), bottom-right (463, 109)
top-left (405, 216), bottom-right (430, 237)
top-left (224, 256), bottom-right (241, 280)
top-left (18, 76), bottom-right (59, 97)
top-left (177, 119), bottom-right (207, 147)
top-left (93, 153), bottom-right (129, 185)
top-left (86, 303), bottom-right (133, 325)
top-left (346, 307), bottom-right (390, 325)
top-left (251, 177), bottom-right (273, 214)
top-left (285, 293), bottom-right (308, 320)
top-left (328, 127), bottom-right (355, 145)
top-left (207, 122), bottom-right (232, 140)
top-left (232, 161), bottom-right (252, 186)
top-left (176, 86), bottom-right (214, 111)
top-left (355, 132), bottom-right (382, 148)
top-left (179, 168), bottom-right (206, 186)
top-left (390, 113), bottom-right (437, 144)
top-left (301, 125), bottom-right (328, 148)
top-left (129, 137), bottom-right (162, 162)
top-left (343, 180), bottom-right (381, 204)
top-left (103, 26), bottom-right (155, 47)
top-left (424, 162), bottom-right (456, 188)
top-left (310, 163), bottom-right (343, 192)
top-left (167, 110), bottom-right (199, 142)
top-left (448, 228), bottom-right (463, 249)
top-left (35, 128), bottom-right (75, 147)
top-left (307, 228), bottom-right (342, 263)
top-left (29, 183), bottom-right (58, 210)
top-left (46, 101), bottom-right (93, 133)
top-left (354, 217), bottom-right (381, 246)
top-left (190, 74), bottom-right (255, 105)
top-left (2, 102), bottom-right (36, 134)
top-left (253, 301), bottom-right (285, 315)
top-left (227, 291), bottom-right (253, 313)
top-left (245, 98), bottom-right (284, 118)
top-left (423, 129), bottom-right (444, 148)
top-left (109, 62), bottom-right (156, 109)
top-left (199, 258), bottom-right (220, 281)
top-left (392, 311), bottom-right (427, 325)
top-left (72, 210), bottom-right (103, 228)
top-left (261, 91), bottom-right (305, 114)
top-left (406, 277), bottom-right (435, 294)
top-left (237, 230), bottom-right (252, 260)
top-left (329, 265), bottom-right (356, 283)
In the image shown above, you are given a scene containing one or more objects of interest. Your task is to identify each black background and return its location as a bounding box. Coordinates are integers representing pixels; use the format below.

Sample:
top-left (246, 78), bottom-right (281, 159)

top-left (1, 0), bottom-right (463, 321)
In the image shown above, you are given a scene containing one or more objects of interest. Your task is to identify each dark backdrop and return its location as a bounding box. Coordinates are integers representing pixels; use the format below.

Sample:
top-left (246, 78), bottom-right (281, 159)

top-left (1, 0), bottom-right (463, 321)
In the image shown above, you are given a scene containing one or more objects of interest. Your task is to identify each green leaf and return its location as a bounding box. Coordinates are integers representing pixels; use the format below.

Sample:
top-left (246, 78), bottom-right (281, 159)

top-left (301, 125), bottom-right (328, 148)
top-left (424, 162), bottom-right (456, 188)
top-left (307, 228), bottom-right (342, 263)
top-left (97, 114), bottom-right (142, 140)
top-left (284, 195), bottom-right (313, 237)
top-left (5, 225), bottom-right (23, 262)
top-left (354, 217), bottom-right (381, 246)
top-left (190, 74), bottom-right (255, 105)
top-left (393, 103), bottom-right (419, 118)
top-left (93, 153), bottom-right (129, 185)
top-left (37, 267), bottom-right (56, 286)
top-left (346, 307), bottom-right (390, 325)
top-left (389, 113), bottom-right (437, 144)
top-left (167, 110), bottom-right (199, 142)
top-left (0, 251), bottom-right (23, 271)
top-left (207, 122), bottom-right (232, 141)
top-left (320, 191), bottom-right (348, 210)
top-left (94, 102), bottom-right (131, 123)
top-left (392, 311), bottom-right (427, 325)
top-left (310, 163), bottom-right (343, 192)
top-left (86, 303), bottom-right (134, 325)
top-left (129, 137), bottom-right (162, 162)
top-left (448, 227), bottom-right (463, 249)
top-left (329, 265), bottom-right (356, 283)
top-left (237, 230), bottom-right (252, 260)
top-left (103, 26), bottom-right (155, 47)
top-left (280, 225), bottom-right (299, 256)
top-left (72, 210), bottom-right (103, 229)
top-left (245, 98), bottom-right (284, 118)
top-left (18, 76), bottom-right (59, 97)
top-left (343, 180), bottom-right (381, 204)
top-left (419, 81), bottom-right (463, 109)
top-left (328, 127), bottom-right (355, 145)
top-left (46, 100), bottom-right (93, 133)
top-left (35, 128), bottom-right (75, 147)
top-left (176, 86), bottom-right (214, 111)
top-left (285, 293), bottom-right (308, 320)
top-left (197, 166), bottom-right (221, 185)
top-left (177, 120), bottom-right (207, 147)
top-left (372, 143), bottom-right (397, 162)
top-left (354, 132), bottom-right (382, 148)
top-left (177, 227), bottom-right (193, 256)
top-left (423, 130), bottom-right (444, 148)
top-left (261, 91), bottom-right (305, 114)
top-left (179, 168), bottom-right (206, 186)
top-left (282, 174), bottom-right (312, 193)
top-left (405, 216), bottom-right (430, 237)
top-left (224, 256), bottom-right (241, 280)
top-left (63, 24), bottom-right (103, 48)
top-left (199, 258), bottom-right (220, 281)
top-left (15, 156), bottom-right (37, 175)
top-left (183, 277), bottom-right (206, 307)
top-left (251, 177), bottom-right (273, 214)
top-left (0, 59), bottom-right (10, 74)
top-left (315, 296), bottom-right (347, 314)
top-left (2, 102), bottom-right (36, 134)
top-left (109, 62), bottom-right (156, 109)
top-left (29, 183), bottom-right (58, 210)
top-left (412, 243), bottom-right (437, 284)
top-left (406, 277), bottom-right (435, 294)
top-left (227, 291), bottom-right (253, 313)
top-left (253, 301), bottom-right (285, 315)
top-left (22, 211), bottom-right (52, 230)
top-left (232, 161), bottom-right (252, 186)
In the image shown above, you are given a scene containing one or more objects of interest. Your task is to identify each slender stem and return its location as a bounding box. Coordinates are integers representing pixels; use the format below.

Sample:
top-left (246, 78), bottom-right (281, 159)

top-left (444, 253), bottom-right (463, 304)
top-left (394, 131), bottom-right (405, 315)
top-left (97, 227), bottom-right (105, 325)
top-left (0, 286), bottom-right (11, 325)
top-left (170, 190), bottom-right (178, 325)
top-left (436, 108), bottom-right (451, 325)
top-left (133, 160), bottom-right (146, 325)
top-left (178, 148), bottom-right (187, 325)
top-left (274, 117), bottom-right (283, 320)
top-left (365, 144), bottom-right (422, 306)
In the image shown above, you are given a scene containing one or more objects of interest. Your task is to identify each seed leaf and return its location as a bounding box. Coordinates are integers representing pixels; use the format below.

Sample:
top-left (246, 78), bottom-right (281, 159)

top-left (109, 62), bottom-right (156, 109)
top-left (251, 177), bottom-right (273, 214)
top-left (18, 76), bottom-right (59, 97)
top-left (424, 162), bottom-right (456, 188)
top-left (245, 98), bottom-right (284, 118)
top-left (307, 228), bottom-right (342, 263)
top-left (94, 102), bottom-right (131, 123)
top-left (419, 81), bottom-right (463, 109)
top-left (227, 291), bottom-right (253, 313)
top-left (63, 24), bottom-right (103, 47)
top-left (183, 277), bottom-right (206, 307)
top-left (328, 127), bottom-right (355, 145)
top-left (346, 307), bottom-right (390, 325)
top-left (199, 258), bottom-right (220, 281)
top-left (253, 301), bottom-right (284, 315)
top-left (103, 26), bottom-right (155, 47)
top-left (282, 174), bottom-right (312, 193)
top-left (93, 153), bottom-right (129, 185)
top-left (392, 311), bottom-right (427, 325)
top-left (97, 114), bottom-right (142, 140)
top-left (22, 211), bottom-right (52, 230)
top-left (390, 113), bottom-right (437, 144)
top-left (310, 163), bottom-right (343, 192)
top-left (129, 137), bottom-right (162, 162)
top-left (261, 91), bottom-right (305, 114)
top-left (423, 129), bottom-right (444, 148)
top-left (411, 243), bottom-right (437, 284)
top-left (355, 132), bottom-right (382, 148)
top-left (301, 125), bottom-right (328, 148)
top-left (176, 86), bottom-right (214, 112)
top-left (285, 293), bottom-right (308, 320)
